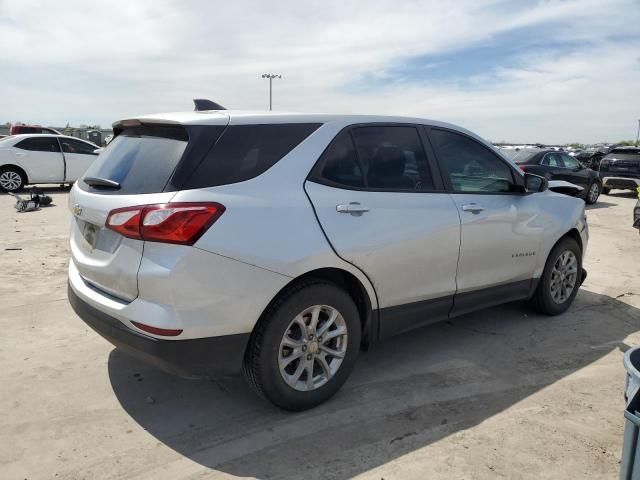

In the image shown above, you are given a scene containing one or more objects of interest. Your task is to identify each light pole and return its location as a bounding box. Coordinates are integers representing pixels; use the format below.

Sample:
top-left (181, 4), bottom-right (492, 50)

top-left (261, 73), bottom-right (281, 111)
top-left (636, 119), bottom-right (640, 147)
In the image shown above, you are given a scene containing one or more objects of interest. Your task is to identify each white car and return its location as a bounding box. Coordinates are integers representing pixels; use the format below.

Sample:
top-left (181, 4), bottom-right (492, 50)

top-left (68, 108), bottom-right (588, 410)
top-left (0, 134), bottom-right (100, 191)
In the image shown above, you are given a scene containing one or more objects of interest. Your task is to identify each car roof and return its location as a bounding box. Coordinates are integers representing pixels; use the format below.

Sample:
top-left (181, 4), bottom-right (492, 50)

top-left (117, 109), bottom-right (468, 130)
top-left (8, 133), bottom-right (92, 141)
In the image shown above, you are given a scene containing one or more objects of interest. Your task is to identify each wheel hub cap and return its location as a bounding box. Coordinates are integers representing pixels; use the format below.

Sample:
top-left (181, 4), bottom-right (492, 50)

top-left (0, 171), bottom-right (21, 191)
top-left (278, 305), bottom-right (348, 392)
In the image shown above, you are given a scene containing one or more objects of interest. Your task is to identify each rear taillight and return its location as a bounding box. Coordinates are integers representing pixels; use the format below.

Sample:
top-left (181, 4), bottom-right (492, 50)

top-left (518, 164), bottom-right (528, 171)
top-left (106, 202), bottom-right (225, 245)
top-left (130, 321), bottom-right (183, 337)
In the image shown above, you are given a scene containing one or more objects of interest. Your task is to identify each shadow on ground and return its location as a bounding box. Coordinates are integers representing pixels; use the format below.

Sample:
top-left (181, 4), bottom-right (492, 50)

top-left (108, 289), bottom-right (639, 479)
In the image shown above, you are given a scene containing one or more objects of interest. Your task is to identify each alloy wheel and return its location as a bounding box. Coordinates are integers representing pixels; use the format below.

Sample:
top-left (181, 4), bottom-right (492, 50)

top-left (549, 250), bottom-right (578, 304)
top-left (278, 305), bottom-right (348, 391)
top-left (588, 183), bottom-right (599, 203)
top-left (0, 171), bottom-right (22, 191)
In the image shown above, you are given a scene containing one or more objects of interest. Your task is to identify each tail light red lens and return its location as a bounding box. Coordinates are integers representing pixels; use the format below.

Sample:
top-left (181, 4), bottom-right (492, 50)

top-left (130, 321), bottom-right (183, 337)
top-left (519, 164), bottom-right (528, 171)
top-left (106, 202), bottom-right (225, 245)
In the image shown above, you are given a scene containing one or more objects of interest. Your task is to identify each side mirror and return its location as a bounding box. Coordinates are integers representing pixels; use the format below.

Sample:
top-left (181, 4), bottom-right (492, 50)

top-left (524, 172), bottom-right (548, 193)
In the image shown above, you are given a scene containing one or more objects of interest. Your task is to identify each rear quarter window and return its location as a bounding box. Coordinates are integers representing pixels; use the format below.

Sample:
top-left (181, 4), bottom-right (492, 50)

top-left (184, 123), bottom-right (321, 188)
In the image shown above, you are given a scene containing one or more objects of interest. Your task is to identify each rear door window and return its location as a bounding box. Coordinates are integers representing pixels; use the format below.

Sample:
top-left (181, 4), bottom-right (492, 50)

top-left (79, 125), bottom-right (189, 194)
top-left (185, 123), bottom-right (321, 188)
top-left (541, 153), bottom-right (564, 167)
top-left (316, 131), bottom-right (364, 188)
top-left (15, 137), bottom-right (61, 152)
top-left (311, 125), bottom-right (434, 191)
top-left (352, 126), bottom-right (434, 191)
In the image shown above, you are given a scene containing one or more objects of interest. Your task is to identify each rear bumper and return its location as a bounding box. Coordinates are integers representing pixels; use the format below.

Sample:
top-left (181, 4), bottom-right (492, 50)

top-left (69, 285), bottom-right (250, 379)
top-left (600, 176), bottom-right (640, 190)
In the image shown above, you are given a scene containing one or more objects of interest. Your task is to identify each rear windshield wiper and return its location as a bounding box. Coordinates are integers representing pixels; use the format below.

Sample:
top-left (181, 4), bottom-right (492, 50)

top-left (83, 176), bottom-right (121, 189)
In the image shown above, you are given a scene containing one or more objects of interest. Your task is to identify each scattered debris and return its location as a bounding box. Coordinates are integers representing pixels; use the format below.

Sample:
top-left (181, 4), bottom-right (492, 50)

top-left (8, 188), bottom-right (53, 212)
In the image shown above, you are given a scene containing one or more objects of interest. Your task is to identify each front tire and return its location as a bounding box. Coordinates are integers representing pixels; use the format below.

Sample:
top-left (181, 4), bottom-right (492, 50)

top-left (244, 280), bottom-right (361, 411)
top-left (585, 181), bottom-right (600, 205)
top-left (0, 166), bottom-right (26, 192)
top-left (530, 237), bottom-right (582, 315)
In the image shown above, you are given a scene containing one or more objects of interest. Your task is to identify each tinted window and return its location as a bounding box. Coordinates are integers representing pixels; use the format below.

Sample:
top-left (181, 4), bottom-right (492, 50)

top-left (611, 148), bottom-right (640, 156)
top-left (501, 149), bottom-right (539, 164)
top-left (561, 154), bottom-right (580, 169)
top-left (60, 138), bottom-right (98, 155)
top-left (317, 131), bottom-right (363, 188)
top-left (187, 123), bottom-right (321, 188)
top-left (15, 137), bottom-right (61, 152)
top-left (430, 129), bottom-right (514, 193)
top-left (80, 126), bottom-right (188, 194)
top-left (351, 126), bottom-right (434, 191)
top-left (541, 153), bottom-right (564, 167)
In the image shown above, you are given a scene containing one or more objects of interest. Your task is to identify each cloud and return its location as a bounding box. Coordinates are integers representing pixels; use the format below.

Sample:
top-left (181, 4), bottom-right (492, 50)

top-left (0, 0), bottom-right (638, 143)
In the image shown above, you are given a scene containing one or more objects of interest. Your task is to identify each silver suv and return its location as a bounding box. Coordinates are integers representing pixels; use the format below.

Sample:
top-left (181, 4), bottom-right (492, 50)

top-left (68, 108), bottom-right (588, 410)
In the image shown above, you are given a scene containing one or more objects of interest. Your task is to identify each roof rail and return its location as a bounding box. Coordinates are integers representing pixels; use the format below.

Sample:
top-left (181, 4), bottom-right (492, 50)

top-left (193, 99), bottom-right (226, 111)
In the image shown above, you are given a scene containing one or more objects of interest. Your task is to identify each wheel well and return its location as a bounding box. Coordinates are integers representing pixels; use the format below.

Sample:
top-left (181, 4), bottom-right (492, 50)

top-left (0, 164), bottom-right (28, 183)
top-left (564, 228), bottom-right (583, 253)
top-left (265, 268), bottom-right (375, 348)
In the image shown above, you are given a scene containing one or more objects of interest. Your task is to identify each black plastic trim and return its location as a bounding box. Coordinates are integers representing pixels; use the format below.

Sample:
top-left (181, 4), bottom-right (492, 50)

top-left (378, 295), bottom-right (453, 339)
top-left (68, 285), bottom-right (250, 379)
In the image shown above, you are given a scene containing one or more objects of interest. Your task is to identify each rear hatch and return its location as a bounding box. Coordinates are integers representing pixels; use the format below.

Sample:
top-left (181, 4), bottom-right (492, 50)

top-left (69, 118), bottom-right (227, 301)
top-left (600, 148), bottom-right (640, 175)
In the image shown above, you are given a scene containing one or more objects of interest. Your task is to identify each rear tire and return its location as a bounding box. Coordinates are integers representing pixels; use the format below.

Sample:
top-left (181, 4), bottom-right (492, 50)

top-left (0, 166), bottom-right (26, 192)
top-left (530, 237), bottom-right (582, 315)
top-left (243, 280), bottom-right (361, 411)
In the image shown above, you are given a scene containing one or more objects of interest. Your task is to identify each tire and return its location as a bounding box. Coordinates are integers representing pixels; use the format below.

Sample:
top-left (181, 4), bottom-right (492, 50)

top-left (602, 187), bottom-right (611, 195)
top-left (585, 181), bottom-right (600, 205)
top-left (0, 166), bottom-right (26, 192)
top-left (243, 280), bottom-right (361, 411)
top-left (530, 237), bottom-right (582, 315)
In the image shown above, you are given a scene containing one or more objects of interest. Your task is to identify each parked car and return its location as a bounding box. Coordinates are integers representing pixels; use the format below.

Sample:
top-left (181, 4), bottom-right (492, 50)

top-left (599, 147), bottom-right (640, 194)
top-left (576, 146), bottom-right (608, 169)
top-left (501, 148), bottom-right (601, 204)
top-left (9, 124), bottom-right (61, 135)
top-left (67, 108), bottom-right (589, 410)
top-left (0, 134), bottom-right (100, 192)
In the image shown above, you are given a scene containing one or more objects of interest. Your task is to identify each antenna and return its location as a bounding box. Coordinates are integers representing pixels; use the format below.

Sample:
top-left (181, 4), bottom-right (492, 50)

top-left (193, 99), bottom-right (226, 111)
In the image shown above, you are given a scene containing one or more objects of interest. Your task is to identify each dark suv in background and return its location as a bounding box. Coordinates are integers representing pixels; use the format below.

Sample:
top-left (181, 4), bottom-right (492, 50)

top-left (599, 147), bottom-right (640, 194)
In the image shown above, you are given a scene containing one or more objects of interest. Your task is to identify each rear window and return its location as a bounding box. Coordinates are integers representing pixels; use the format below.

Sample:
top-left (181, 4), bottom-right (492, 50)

top-left (79, 125), bottom-right (188, 194)
top-left (500, 149), bottom-right (539, 163)
top-left (184, 123), bottom-right (321, 188)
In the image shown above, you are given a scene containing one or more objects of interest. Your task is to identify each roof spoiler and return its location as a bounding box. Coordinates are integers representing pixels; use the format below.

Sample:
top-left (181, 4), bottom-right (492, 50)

top-left (193, 99), bottom-right (226, 111)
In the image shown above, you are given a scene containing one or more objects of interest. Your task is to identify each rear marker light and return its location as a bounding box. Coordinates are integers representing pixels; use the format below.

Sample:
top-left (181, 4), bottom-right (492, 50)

top-left (131, 321), bottom-right (183, 337)
top-left (106, 202), bottom-right (225, 245)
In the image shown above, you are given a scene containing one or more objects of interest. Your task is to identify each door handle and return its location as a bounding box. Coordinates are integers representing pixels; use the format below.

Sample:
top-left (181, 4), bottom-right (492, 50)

top-left (461, 203), bottom-right (485, 214)
top-left (336, 202), bottom-right (370, 215)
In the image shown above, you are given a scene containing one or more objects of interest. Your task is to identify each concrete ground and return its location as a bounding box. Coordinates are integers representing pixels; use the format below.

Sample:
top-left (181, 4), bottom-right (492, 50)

top-left (0, 187), bottom-right (638, 480)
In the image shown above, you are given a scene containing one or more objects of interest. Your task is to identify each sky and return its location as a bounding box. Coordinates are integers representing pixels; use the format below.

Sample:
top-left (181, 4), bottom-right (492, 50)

top-left (0, 0), bottom-right (639, 144)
